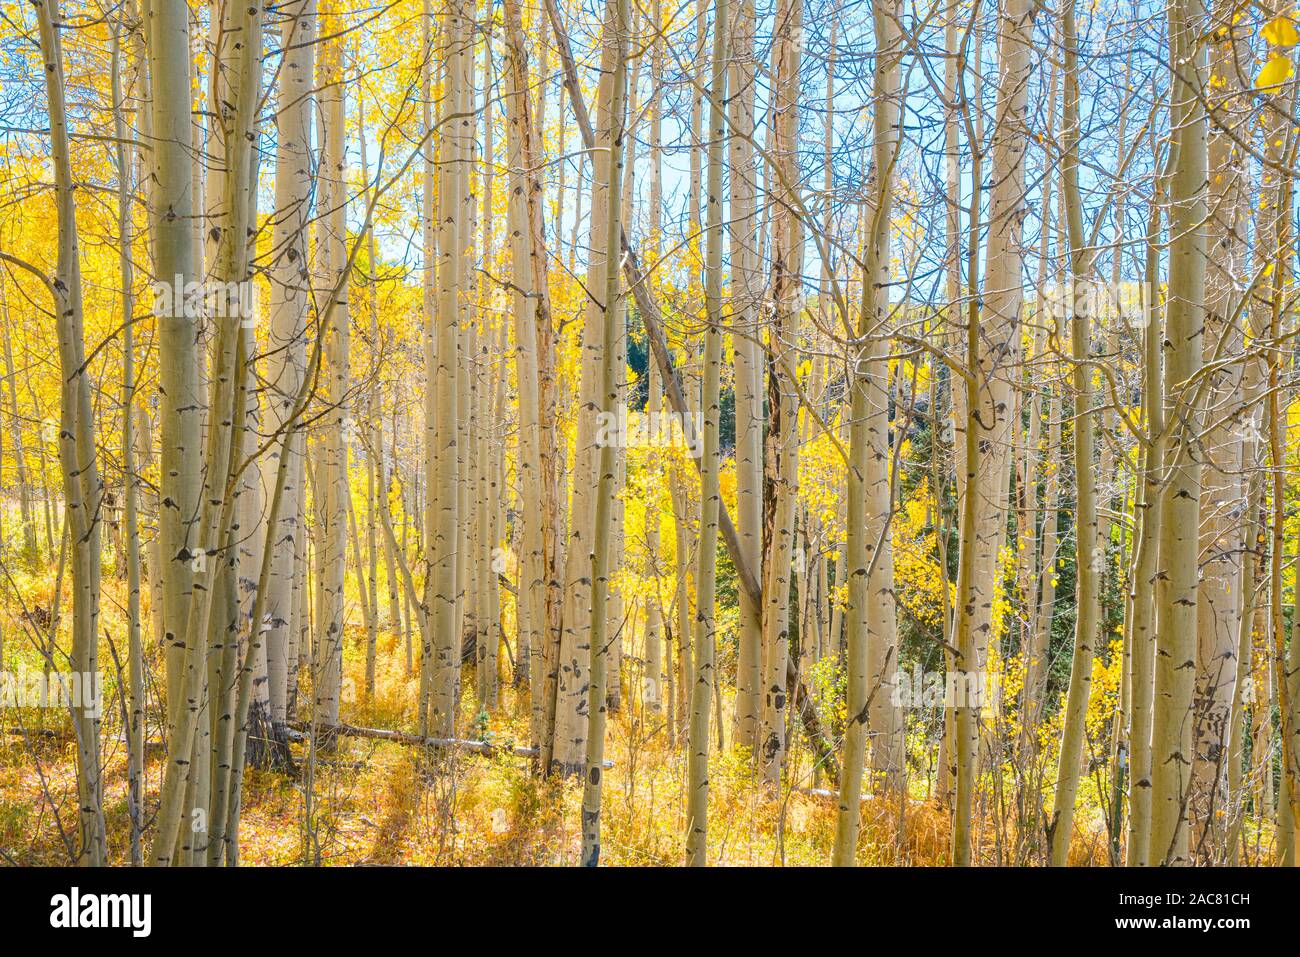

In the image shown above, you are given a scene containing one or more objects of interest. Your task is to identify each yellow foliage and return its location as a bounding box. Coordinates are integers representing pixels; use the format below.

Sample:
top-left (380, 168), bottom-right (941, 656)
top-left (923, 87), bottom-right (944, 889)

top-left (1264, 16), bottom-right (1299, 48)
top-left (1256, 53), bottom-right (1294, 91)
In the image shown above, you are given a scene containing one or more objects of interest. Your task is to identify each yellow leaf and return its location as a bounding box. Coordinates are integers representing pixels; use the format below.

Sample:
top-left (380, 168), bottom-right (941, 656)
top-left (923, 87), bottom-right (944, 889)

top-left (1264, 17), bottom-right (1299, 48)
top-left (1256, 53), bottom-right (1294, 91)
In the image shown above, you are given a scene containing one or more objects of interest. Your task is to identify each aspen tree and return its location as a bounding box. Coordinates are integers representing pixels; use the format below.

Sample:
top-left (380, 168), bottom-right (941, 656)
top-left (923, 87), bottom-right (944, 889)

top-left (1048, 0), bottom-right (1102, 864)
top-left (417, 0), bottom-right (438, 731)
top-left (1283, 531), bottom-right (1300, 864)
top-left (358, 97), bottom-right (383, 701)
top-left (1225, 392), bottom-right (1264, 862)
top-left (1190, 1), bottom-right (1248, 853)
top-left (211, 313), bottom-right (264, 864)
top-left (509, 0), bottom-right (561, 768)
top-left (1125, 155), bottom-right (1168, 867)
top-left (413, 0), bottom-right (439, 728)
top-left (486, 321), bottom-right (507, 699)
top-left (225, 407), bottom-right (298, 861)
top-left (687, 2), bottom-right (705, 275)
top-left (455, 74), bottom-right (477, 714)
top-left (644, 358), bottom-right (665, 714)
top-left (1150, 0), bottom-right (1207, 866)
top-left (110, 20), bottom-right (146, 865)
top-left (475, 76), bottom-right (498, 712)
top-left (0, 288), bottom-right (36, 564)
top-left (581, 0), bottom-right (629, 863)
top-left (204, 0), bottom-right (267, 859)
top-left (1017, 341), bottom-right (1044, 739)
top-left (1033, 290), bottom-right (1063, 722)
top-left (28, 0), bottom-right (107, 865)
top-left (1259, 36), bottom-right (1300, 862)
top-left (553, 0), bottom-right (621, 773)
top-left (146, 0), bottom-right (203, 773)
top-left (345, 460), bottom-right (375, 684)
top-left (314, 1), bottom-right (349, 733)
top-left (862, 0), bottom-right (903, 792)
top-left (934, 0), bottom-right (966, 805)
top-left (224, 145), bottom-right (351, 855)
top-left (606, 40), bottom-right (641, 712)
top-left (143, 7), bottom-right (250, 866)
top-left (427, 0), bottom-right (469, 738)
top-left (685, 0), bottom-right (726, 865)
top-left (1248, 563), bottom-right (1273, 831)
top-left (542, 0), bottom-right (816, 771)
top-left (502, 0), bottom-right (547, 742)
top-left (834, 0), bottom-right (901, 865)
top-left (670, 452), bottom-right (695, 742)
top-left (948, 66), bottom-right (986, 870)
top-left (726, 0), bottom-right (763, 752)
top-left (759, 0), bottom-right (804, 789)
top-left (952, 0), bottom-right (1034, 865)
top-left (153, 0), bottom-right (262, 864)
top-left (641, 19), bottom-right (666, 714)
top-left (810, 18), bottom-right (836, 681)
top-left (1018, 67), bottom-right (1056, 738)
top-left (379, 415), bottom-right (402, 644)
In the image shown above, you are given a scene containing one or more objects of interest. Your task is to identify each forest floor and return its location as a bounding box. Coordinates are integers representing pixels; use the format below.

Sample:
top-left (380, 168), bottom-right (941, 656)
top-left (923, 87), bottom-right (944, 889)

top-left (1, 571), bottom-right (1124, 866)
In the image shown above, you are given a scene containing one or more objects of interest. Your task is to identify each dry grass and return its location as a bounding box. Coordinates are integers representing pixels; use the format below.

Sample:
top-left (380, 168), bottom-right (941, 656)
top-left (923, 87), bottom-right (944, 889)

top-left (0, 677), bottom-right (1114, 867)
top-left (0, 575), bottom-right (1137, 867)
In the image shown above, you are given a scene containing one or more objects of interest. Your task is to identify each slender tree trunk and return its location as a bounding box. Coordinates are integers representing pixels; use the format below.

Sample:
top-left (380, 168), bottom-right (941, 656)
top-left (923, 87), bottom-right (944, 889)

top-left (314, 3), bottom-right (349, 734)
top-left (110, 22), bottom-right (147, 866)
top-left (0, 289), bottom-right (37, 563)
top-left (30, 0), bottom-right (107, 866)
top-left (554, 1), bottom-right (620, 774)
top-left (934, 1), bottom-right (966, 806)
top-left (581, 0), bottom-right (629, 863)
top-left (265, 0), bottom-right (315, 734)
top-left (1150, 0), bottom-right (1207, 866)
top-left (1048, 0), bottom-right (1102, 864)
top-left (1017, 64), bottom-right (1056, 747)
top-left (684, 0), bottom-right (726, 865)
top-left (426, 0), bottom-right (469, 738)
top-left (758, 0), bottom-right (804, 790)
top-left (146, 0), bottom-right (203, 816)
top-left (505, 0), bottom-right (561, 762)
top-left (834, 0), bottom-right (901, 865)
top-left (1190, 0), bottom-right (1247, 858)
top-left (951, 0), bottom-right (1034, 866)
top-left (727, 0), bottom-right (763, 752)
top-left (1260, 46), bottom-right (1300, 863)
top-left (1125, 165), bottom-right (1167, 866)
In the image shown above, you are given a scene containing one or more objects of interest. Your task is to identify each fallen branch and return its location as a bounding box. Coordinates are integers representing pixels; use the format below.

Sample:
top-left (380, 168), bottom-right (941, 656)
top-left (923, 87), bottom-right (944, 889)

top-left (2, 727), bottom-right (61, 739)
top-left (4, 727), bottom-right (166, 749)
top-left (794, 787), bottom-right (844, 801)
top-left (791, 671), bottom-right (841, 787)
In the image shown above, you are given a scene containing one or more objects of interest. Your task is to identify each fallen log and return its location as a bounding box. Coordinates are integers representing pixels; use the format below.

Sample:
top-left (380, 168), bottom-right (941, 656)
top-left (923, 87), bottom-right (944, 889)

top-left (287, 721), bottom-right (614, 767)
